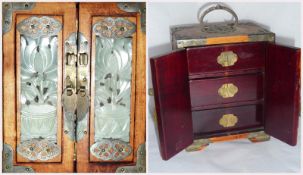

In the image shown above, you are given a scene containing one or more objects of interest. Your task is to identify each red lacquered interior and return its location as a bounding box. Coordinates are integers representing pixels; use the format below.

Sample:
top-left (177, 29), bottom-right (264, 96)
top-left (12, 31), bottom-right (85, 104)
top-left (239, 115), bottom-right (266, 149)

top-left (192, 104), bottom-right (264, 137)
top-left (189, 73), bottom-right (264, 110)
top-left (187, 42), bottom-right (266, 79)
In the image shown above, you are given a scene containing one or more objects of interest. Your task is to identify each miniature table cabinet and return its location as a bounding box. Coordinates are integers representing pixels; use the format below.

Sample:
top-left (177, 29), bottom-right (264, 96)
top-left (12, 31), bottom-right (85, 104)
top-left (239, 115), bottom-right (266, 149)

top-left (150, 5), bottom-right (301, 160)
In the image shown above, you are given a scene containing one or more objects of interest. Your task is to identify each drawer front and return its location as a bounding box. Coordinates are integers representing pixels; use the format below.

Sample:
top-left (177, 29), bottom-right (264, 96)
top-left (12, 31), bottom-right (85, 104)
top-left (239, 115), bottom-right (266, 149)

top-left (192, 104), bottom-right (263, 135)
top-left (189, 74), bottom-right (263, 109)
top-left (187, 42), bottom-right (265, 78)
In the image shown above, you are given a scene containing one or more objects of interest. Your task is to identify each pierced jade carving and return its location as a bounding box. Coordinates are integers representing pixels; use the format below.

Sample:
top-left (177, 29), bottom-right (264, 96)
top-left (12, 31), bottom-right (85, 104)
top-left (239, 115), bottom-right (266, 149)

top-left (17, 16), bottom-right (61, 161)
top-left (91, 18), bottom-right (135, 160)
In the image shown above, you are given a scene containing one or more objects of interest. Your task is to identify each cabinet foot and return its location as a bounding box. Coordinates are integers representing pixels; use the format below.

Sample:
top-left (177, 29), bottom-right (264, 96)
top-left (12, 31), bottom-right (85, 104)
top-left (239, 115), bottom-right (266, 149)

top-left (185, 131), bottom-right (270, 152)
top-left (185, 139), bottom-right (210, 152)
top-left (248, 131), bottom-right (270, 143)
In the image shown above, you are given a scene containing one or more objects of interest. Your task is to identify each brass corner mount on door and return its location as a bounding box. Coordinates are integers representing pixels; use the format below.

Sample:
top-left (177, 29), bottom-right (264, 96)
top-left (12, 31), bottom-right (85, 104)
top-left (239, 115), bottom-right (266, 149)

top-left (116, 143), bottom-right (146, 173)
top-left (2, 144), bottom-right (35, 173)
top-left (117, 2), bottom-right (146, 32)
top-left (63, 32), bottom-right (90, 142)
top-left (2, 2), bottom-right (36, 34)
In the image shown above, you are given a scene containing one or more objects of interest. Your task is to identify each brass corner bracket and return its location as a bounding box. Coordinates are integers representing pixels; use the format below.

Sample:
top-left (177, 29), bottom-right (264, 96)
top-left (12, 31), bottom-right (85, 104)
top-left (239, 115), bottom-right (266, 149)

top-left (117, 2), bottom-right (146, 32)
top-left (116, 143), bottom-right (146, 173)
top-left (2, 143), bottom-right (35, 173)
top-left (2, 2), bottom-right (36, 34)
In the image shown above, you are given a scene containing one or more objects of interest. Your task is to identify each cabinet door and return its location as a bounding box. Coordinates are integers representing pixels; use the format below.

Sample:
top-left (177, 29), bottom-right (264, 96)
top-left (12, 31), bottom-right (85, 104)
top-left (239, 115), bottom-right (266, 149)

top-left (265, 43), bottom-right (301, 146)
top-left (76, 3), bottom-right (146, 172)
top-left (150, 50), bottom-right (193, 160)
top-left (2, 2), bottom-right (76, 172)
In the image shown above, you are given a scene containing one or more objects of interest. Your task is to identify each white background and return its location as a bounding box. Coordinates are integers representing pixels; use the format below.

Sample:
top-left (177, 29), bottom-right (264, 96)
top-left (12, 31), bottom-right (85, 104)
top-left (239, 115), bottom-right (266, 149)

top-left (147, 2), bottom-right (301, 172)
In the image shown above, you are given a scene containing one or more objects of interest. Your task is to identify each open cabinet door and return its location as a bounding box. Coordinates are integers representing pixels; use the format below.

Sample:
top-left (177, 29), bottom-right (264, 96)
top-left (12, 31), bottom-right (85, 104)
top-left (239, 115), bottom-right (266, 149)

top-left (2, 2), bottom-right (76, 172)
top-left (265, 43), bottom-right (301, 146)
top-left (77, 3), bottom-right (146, 172)
top-left (150, 50), bottom-right (193, 160)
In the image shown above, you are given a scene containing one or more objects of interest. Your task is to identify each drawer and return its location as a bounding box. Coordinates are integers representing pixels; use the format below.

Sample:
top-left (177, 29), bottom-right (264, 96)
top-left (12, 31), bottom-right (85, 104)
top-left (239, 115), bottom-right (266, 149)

top-left (192, 104), bottom-right (263, 135)
top-left (189, 73), bottom-right (263, 110)
top-left (187, 42), bottom-right (266, 78)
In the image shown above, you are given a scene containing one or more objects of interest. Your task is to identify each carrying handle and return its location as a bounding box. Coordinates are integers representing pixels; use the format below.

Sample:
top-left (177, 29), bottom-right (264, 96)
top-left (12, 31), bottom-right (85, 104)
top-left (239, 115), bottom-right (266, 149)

top-left (198, 4), bottom-right (238, 32)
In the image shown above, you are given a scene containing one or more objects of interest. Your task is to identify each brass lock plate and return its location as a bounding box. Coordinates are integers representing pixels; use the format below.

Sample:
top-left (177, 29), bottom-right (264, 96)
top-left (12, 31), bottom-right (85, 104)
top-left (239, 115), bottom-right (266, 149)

top-left (217, 51), bottom-right (238, 67)
top-left (63, 32), bottom-right (90, 141)
top-left (219, 114), bottom-right (238, 127)
top-left (218, 83), bottom-right (238, 98)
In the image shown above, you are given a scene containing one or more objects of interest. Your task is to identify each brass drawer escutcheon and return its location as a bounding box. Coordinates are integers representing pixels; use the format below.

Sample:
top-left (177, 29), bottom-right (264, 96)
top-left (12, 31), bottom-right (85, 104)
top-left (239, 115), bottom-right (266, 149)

top-left (218, 83), bottom-right (238, 98)
top-left (217, 51), bottom-right (238, 67)
top-left (219, 114), bottom-right (238, 128)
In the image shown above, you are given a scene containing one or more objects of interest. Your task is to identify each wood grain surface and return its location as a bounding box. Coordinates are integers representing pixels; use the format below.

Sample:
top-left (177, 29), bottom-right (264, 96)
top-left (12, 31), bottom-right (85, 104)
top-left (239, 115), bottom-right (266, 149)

top-left (3, 2), bottom-right (76, 172)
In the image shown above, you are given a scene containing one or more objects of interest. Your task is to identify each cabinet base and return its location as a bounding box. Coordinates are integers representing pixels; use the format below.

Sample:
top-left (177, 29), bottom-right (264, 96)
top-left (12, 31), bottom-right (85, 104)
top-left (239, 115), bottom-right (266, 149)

top-left (186, 131), bottom-right (270, 152)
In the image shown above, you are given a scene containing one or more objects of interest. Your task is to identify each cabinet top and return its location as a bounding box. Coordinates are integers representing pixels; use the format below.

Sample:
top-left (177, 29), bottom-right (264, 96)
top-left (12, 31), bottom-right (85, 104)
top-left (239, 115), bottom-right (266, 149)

top-left (170, 4), bottom-right (275, 50)
top-left (171, 22), bottom-right (275, 50)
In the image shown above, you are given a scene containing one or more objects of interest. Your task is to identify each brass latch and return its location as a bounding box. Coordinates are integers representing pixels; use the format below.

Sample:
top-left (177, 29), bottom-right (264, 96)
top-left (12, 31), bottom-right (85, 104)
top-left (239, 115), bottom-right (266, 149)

top-left (66, 53), bottom-right (77, 65)
top-left (217, 51), bottom-right (238, 67)
top-left (62, 32), bottom-right (90, 142)
top-left (78, 53), bottom-right (88, 65)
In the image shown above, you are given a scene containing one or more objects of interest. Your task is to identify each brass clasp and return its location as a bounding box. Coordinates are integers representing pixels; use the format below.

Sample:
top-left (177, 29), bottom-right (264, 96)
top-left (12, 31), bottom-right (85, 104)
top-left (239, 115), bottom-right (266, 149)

top-left (62, 32), bottom-right (90, 141)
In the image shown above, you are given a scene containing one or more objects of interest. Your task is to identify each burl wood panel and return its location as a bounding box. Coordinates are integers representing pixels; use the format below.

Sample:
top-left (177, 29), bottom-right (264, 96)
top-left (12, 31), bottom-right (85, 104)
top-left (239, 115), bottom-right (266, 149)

top-left (192, 104), bottom-right (264, 137)
top-left (265, 43), bottom-right (300, 146)
top-left (3, 2), bottom-right (76, 172)
top-left (189, 73), bottom-right (264, 110)
top-left (150, 50), bottom-right (193, 161)
top-left (187, 42), bottom-right (266, 79)
top-left (77, 3), bottom-right (145, 172)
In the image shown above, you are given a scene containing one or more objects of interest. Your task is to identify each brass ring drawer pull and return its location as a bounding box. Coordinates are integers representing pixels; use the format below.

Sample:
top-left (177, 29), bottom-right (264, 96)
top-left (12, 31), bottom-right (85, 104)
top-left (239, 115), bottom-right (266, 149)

top-left (219, 114), bottom-right (238, 128)
top-left (217, 51), bottom-right (238, 67)
top-left (218, 83), bottom-right (238, 98)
